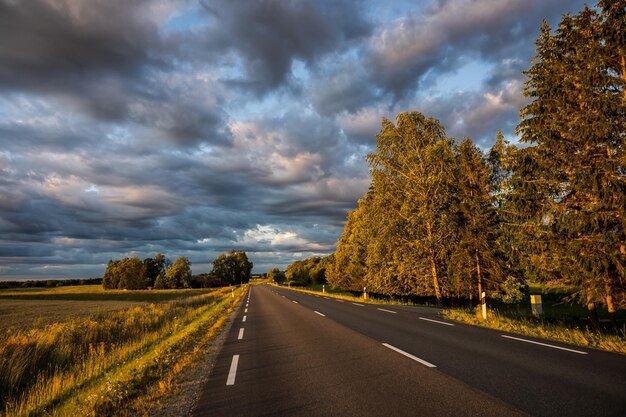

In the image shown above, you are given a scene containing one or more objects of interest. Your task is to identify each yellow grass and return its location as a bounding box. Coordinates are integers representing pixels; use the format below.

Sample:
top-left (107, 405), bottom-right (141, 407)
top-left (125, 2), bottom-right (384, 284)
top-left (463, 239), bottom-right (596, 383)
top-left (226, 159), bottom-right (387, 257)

top-left (1, 286), bottom-right (245, 416)
top-left (442, 309), bottom-right (626, 355)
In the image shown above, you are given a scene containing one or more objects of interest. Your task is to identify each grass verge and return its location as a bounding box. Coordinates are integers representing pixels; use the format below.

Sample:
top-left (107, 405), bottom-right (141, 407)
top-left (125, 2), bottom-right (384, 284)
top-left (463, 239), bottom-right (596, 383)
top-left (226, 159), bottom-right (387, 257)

top-left (1, 286), bottom-right (245, 416)
top-left (442, 309), bottom-right (626, 355)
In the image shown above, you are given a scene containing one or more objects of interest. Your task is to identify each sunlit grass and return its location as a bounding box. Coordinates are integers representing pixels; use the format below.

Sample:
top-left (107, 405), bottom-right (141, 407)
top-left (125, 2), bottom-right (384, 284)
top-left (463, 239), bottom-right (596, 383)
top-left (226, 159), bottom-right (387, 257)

top-left (442, 309), bottom-right (626, 355)
top-left (0, 286), bottom-right (244, 416)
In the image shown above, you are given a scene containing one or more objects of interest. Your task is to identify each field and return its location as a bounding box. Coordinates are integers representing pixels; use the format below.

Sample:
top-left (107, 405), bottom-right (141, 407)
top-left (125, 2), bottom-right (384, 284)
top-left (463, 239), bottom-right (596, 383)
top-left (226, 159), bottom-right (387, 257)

top-left (0, 286), bottom-right (225, 331)
top-left (0, 284), bottom-right (245, 416)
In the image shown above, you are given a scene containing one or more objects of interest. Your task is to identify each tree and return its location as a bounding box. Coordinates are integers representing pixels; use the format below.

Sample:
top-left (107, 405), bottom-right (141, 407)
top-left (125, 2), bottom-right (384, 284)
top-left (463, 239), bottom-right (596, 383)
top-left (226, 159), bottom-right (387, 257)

top-left (212, 250), bottom-right (253, 285)
top-left (327, 195), bottom-right (370, 291)
top-left (267, 268), bottom-right (286, 284)
top-left (143, 253), bottom-right (171, 288)
top-left (449, 138), bottom-right (504, 304)
top-left (514, 4), bottom-right (626, 329)
top-left (366, 112), bottom-right (459, 304)
top-left (102, 260), bottom-right (121, 290)
top-left (102, 257), bottom-right (148, 290)
top-left (167, 256), bottom-right (192, 288)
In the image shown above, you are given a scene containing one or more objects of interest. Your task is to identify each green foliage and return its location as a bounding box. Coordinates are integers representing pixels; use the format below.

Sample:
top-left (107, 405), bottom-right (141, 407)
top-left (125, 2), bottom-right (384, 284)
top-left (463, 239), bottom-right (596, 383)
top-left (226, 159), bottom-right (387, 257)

top-left (211, 250), bottom-right (253, 285)
top-left (102, 258), bottom-right (148, 290)
top-left (143, 254), bottom-right (171, 288)
top-left (267, 268), bottom-right (286, 284)
top-left (105, 255), bottom-right (192, 290)
top-left (512, 3), bottom-right (626, 324)
top-left (449, 138), bottom-right (505, 302)
top-left (498, 276), bottom-right (530, 304)
top-left (284, 255), bottom-right (333, 285)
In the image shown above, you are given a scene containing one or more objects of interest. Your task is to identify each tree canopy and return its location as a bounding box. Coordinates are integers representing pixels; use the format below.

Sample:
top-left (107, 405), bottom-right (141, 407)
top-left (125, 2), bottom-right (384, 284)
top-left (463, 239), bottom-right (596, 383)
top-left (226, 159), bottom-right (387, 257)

top-left (211, 250), bottom-right (253, 285)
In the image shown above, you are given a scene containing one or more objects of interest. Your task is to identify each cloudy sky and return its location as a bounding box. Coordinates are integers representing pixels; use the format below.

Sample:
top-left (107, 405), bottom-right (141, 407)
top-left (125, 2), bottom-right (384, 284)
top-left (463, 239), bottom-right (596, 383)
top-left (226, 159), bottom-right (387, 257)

top-left (0, 0), bottom-right (588, 279)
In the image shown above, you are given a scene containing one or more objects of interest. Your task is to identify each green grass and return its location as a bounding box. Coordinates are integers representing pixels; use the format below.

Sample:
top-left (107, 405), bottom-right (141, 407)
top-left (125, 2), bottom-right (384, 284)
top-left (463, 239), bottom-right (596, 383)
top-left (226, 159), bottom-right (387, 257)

top-left (0, 285), bottom-right (245, 416)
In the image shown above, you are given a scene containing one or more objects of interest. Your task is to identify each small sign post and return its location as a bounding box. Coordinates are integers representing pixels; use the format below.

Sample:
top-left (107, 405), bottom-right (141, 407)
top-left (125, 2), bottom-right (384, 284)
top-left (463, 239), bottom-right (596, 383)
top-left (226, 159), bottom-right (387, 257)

top-left (530, 294), bottom-right (543, 317)
top-left (481, 291), bottom-right (487, 320)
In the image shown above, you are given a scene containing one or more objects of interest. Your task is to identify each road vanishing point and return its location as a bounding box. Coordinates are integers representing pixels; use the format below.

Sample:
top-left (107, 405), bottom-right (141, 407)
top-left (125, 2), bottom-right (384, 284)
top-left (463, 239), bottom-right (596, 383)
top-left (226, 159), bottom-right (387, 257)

top-left (193, 284), bottom-right (626, 417)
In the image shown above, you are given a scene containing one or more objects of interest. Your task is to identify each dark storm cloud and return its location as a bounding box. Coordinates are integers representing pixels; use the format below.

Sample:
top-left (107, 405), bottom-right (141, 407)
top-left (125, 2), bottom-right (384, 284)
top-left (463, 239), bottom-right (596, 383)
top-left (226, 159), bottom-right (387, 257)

top-left (201, 0), bottom-right (371, 94)
top-left (0, 0), bottom-right (162, 90)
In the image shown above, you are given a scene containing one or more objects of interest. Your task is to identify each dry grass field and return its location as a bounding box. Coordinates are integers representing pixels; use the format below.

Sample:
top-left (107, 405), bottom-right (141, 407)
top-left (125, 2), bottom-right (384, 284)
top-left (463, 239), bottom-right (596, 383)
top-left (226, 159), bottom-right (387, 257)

top-left (0, 284), bottom-right (245, 416)
top-left (0, 299), bottom-right (147, 331)
top-left (0, 285), bottom-right (221, 330)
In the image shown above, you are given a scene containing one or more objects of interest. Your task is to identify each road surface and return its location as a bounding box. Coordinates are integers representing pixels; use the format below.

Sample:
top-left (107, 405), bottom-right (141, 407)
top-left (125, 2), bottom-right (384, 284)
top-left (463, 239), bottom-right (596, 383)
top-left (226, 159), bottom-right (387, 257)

top-left (193, 284), bottom-right (626, 417)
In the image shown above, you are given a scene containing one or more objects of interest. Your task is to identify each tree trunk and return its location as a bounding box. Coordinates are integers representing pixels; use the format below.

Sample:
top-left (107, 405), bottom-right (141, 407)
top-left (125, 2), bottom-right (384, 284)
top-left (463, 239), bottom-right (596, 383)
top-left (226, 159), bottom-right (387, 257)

top-left (475, 251), bottom-right (483, 303)
top-left (431, 254), bottom-right (443, 306)
top-left (605, 285), bottom-right (618, 334)
top-left (586, 292), bottom-right (600, 330)
top-left (468, 281), bottom-right (473, 309)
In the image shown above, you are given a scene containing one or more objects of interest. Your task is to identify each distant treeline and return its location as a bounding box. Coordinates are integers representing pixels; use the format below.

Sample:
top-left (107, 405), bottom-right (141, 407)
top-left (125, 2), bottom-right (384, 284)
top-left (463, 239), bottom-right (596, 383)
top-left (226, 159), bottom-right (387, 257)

top-left (0, 278), bottom-right (102, 289)
top-left (102, 250), bottom-right (253, 290)
top-left (268, 255), bottom-right (334, 286)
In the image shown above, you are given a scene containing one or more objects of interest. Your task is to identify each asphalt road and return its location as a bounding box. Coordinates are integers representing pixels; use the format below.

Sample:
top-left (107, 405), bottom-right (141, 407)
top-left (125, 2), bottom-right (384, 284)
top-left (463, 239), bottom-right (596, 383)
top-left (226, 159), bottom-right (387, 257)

top-left (193, 284), bottom-right (626, 417)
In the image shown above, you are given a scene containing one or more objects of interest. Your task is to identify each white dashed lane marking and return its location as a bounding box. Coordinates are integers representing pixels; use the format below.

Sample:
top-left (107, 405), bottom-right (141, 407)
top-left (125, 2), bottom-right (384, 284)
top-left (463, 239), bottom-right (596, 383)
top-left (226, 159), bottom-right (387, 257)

top-left (226, 355), bottom-right (240, 385)
top-left (383, 343), bottom-right (436, 368)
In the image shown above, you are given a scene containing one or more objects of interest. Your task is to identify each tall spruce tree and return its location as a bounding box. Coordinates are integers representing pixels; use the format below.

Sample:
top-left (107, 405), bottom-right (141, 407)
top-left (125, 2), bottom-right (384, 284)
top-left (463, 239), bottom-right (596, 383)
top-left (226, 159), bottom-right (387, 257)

top-left (514, 4), bottom-right (625, 329)
top-left (450, 138), bottom-right (504, 304)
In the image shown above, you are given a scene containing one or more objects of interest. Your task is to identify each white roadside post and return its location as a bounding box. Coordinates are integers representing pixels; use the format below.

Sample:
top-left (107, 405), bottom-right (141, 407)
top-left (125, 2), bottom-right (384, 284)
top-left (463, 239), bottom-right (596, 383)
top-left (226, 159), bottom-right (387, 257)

top-left (481, 291), bottom-right (487, 320)
top-left (231, 287), bottom-right (234, 298)
top-left (530, 294), bottom-right (543, 317)
top-left (323, 285), bottom-right (325, 293)
top-left (363, 287), bottom-right (367, 300)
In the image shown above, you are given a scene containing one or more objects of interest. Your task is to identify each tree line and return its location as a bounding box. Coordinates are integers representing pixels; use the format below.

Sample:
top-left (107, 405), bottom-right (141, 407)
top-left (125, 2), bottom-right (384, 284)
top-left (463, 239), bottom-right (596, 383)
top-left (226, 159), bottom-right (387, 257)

top-left (268, 255), bottom-right (334, 286)
top-left (326, 1), bottom-right (624, 330)
top-left (102, 250), bottom-right (253, 290)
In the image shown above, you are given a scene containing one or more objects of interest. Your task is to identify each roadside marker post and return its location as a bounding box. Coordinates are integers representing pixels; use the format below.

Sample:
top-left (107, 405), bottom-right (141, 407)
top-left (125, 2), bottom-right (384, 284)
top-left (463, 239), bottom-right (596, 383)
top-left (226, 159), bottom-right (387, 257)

top-left (481, 291), bottom-right (487, 320)
top-left (530, 295), bottom-right (543, 317)
top-left (232, 288), bottom-right (234, 298)
top-left (363, 287), bottom-right (368, 300)
top-left (323, 285), bottom-right (325, 293)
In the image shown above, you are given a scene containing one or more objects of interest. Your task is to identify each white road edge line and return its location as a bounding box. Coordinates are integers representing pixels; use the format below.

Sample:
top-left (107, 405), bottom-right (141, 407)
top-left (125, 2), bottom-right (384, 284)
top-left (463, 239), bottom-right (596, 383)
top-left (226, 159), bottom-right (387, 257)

top-left (242, 315), bottom-right (247, 322)
top-left (335, 299), bottom-right (344, 302)
top-left (419, 317), bottom-right (454, 326)
top-left (226, 354), bottom-right (240, 385)
top-left (383, 343), bottom-right (436, 368)
top-left (501, 335), bottom-right (588, 355)
top-left (238, 328), bottom-right (244, 340)
top-left (352, 302), bottom-right (364, 306)
top-left (314, 311), bottom-right (326, 317)
top-left (377, 308), bottom-right (397, 314)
